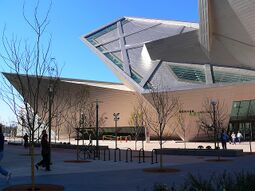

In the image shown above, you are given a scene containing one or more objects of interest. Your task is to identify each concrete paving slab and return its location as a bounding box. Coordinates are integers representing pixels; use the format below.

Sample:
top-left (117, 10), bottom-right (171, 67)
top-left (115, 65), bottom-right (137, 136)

top-left (0, 142), bottom-right (255, 191)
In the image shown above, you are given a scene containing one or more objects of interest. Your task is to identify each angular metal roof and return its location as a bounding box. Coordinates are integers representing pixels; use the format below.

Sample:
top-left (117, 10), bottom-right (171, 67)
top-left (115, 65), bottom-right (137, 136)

top-left (82, 1), bottom-right (255, 93)
top-left (3, 73), bottom-right (133, 92)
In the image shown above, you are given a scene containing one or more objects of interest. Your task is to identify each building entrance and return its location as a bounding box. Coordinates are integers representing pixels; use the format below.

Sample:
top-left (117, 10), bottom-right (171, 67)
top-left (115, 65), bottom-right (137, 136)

top-left (228, 122), bottom-right (255, 141)
top-left (229, 99), bottom-right (255, 141)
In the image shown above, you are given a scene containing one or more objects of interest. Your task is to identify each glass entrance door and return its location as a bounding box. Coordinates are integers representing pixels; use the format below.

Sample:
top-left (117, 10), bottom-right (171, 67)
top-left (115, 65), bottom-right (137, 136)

top-left (229, 122), bottom-right (255, 141)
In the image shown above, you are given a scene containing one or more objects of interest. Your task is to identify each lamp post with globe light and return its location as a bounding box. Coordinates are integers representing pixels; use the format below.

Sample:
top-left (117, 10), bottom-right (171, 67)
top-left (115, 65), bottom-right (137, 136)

top-left (113, 113), bottom-right (120, 149)
top-left (48, 83), bottom-right (54, 162)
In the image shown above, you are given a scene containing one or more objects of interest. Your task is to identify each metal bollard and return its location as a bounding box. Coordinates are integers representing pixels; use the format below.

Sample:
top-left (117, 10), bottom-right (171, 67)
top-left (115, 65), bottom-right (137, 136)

top-left (151, 149), bottom-right (158, 164)
top-left (103, 148), bottom-right (111, 161)
top-left (138, 148), bottom-right (145, 163)
top-left (125, 148), bottom-right (133, 163)
top-left (114, 148), bottom-right (121, 162)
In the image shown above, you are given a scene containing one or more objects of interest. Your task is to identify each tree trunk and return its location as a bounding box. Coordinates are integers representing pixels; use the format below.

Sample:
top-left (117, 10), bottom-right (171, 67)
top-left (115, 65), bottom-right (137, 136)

top-left (30, 134), bottom-right (36, 191)
top-left (184, 133), bottom-right (186, 149)
top-left (159, 131), bottom-right (163, 169)
top-left (135, 138), bottom-right (137, 150)
top-left (57, 128), bottom-right (60, 141)
top-left (249, 124), bottom-right (253, 153)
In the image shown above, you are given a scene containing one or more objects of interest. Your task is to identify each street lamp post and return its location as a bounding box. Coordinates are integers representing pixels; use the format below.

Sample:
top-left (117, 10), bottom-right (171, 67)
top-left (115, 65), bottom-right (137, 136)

top-left (48, 84), bottom-right (53, 163)
top-left (92, 99), bottom-right (102, 157)
top-left (211, 100), bottom-right (217, 149)
top-left (113, 113), bottom-right (120, 149)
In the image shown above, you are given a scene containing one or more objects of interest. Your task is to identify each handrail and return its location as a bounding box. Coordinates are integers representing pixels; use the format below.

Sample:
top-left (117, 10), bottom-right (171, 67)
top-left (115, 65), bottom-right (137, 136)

top-left (125, 148), bottom-right (133, 163)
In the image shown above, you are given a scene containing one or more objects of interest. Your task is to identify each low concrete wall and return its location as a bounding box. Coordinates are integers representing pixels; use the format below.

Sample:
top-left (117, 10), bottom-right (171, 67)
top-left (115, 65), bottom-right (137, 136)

top-left (156, 148), bottom-right (243, 157)
top-left (7, 141), bottom-right (108, 150)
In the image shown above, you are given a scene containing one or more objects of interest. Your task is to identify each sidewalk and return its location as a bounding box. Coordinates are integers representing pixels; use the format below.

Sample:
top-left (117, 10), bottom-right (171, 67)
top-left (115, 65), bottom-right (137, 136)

top-left (65, 139), bottom-right (255, 152)
top-left (0, 142), bottom-right (255, 191)
top-left (7, 137), bottom-right (255, 152)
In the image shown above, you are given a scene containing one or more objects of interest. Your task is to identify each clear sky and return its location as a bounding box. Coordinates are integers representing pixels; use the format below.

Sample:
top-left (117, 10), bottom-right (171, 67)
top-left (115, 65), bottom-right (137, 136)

top-left (0, 0), bottom-right (198, 124)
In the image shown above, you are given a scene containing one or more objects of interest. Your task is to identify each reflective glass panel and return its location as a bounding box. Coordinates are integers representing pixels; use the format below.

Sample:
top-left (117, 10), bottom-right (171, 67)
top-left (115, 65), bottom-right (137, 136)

top-left (248, 100), bottom-right (255, 117)
top-left (169, 65), bottom-right (206, 83)
top-left (230, 101), bottom-right (240, 119)
top-left (130, 69), bottom-right (142, 84)
top-left (238, 100), bottom-right (250, 118)
top-left (104, 53), bottom-right (123, 70)
top-left (214, 70), bottom-right (255, 83)
top-left (86, 23), bottom-right (117, 46)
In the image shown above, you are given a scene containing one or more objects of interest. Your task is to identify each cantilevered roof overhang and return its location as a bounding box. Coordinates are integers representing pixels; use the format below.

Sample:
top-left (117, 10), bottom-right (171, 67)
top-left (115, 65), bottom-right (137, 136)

top-left (145, 30), bottom-right (209, 64)
top-left (198, 0), bottom-right (255, 70)
top-left (3, 73), bottom-right (133, 93)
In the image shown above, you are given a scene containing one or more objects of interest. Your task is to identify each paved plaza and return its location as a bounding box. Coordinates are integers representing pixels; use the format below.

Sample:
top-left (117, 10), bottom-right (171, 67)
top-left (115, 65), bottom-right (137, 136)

top-left (0, 140), bottom-right (255, 191)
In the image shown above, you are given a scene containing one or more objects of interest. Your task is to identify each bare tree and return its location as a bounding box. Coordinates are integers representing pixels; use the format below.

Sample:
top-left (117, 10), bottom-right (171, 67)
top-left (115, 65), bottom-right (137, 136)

top-left (0, 2), bottom-right (59, 190)
top-left (63, 89), bottom-right (90, 142)
top-left (128, 103), bottom-right (144, 150)
top-left (64, 123), bottom-right (74, 143)
top-left (51, 88), bottom-right (76, 143)
top-left (63, 88), bottom-right (107, 144)
top-left (141, 86), bottom-right (179, 168)
top-left (53, 110), bottom-right (64, 143)
top-left (197, 98), bottom-right (228, 148)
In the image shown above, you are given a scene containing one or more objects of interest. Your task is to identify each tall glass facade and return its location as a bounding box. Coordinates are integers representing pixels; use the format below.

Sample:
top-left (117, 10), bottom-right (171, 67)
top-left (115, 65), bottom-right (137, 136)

top-left (229, 99), bottom-right (255, 140)
top-left (230, 100), bottom-right (255, 121)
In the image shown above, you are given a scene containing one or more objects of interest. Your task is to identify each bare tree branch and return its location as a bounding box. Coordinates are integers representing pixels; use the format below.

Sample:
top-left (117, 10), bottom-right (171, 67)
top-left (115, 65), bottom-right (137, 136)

top-left (140, 85), bottom-right (179, 168)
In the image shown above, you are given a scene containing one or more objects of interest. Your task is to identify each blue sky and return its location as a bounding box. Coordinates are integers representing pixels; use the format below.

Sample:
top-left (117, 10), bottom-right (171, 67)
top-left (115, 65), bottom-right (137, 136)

top-left (0, 0), bottom-right (198, 123)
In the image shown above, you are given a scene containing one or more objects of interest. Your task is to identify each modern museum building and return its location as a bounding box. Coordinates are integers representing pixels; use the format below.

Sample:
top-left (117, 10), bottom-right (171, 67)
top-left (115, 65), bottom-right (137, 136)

top-left (5, 0), bottom-right (255, 141)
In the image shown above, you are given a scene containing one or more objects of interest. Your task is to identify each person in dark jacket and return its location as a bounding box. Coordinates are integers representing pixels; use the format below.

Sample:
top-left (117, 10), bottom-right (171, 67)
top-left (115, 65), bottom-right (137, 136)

top-left (35, 130), bottom-right (50, 171)
top-left (220, 129), bottom-right (229, 149)
top-left (0, 124), bottom-right (12, 182)
top-left (23, 133), bottom-right (29, 148)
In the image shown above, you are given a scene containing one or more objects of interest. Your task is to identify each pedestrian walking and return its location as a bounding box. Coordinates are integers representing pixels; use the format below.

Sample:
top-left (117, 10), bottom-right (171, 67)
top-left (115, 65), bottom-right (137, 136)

top-left (0, 124), bottom-right (12, 182)
top-left (236, 131), bottom-right (243, 143)
top-left (35, 130), bottom-right (50, 171)
top-left (231, 132), bottom-right (236, 144)
top-left (23, 133), bottom-right (29, 148)
top-left (220, 129), bottom-right (229, 149)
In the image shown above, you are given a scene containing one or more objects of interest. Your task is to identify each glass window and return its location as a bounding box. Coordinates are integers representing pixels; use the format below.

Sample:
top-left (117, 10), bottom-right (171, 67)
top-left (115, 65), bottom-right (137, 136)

top-left (144, 82), bottom-right (153, 89)
top-left (213, 68), bottom-right (255, 83)
top-left (86, 23), bottom-right (117, 46)
top-left (169, 65), bottom-right (206, 83)
top-left (230, 101), bottom-right (241, 120)
top-left (104, 53), bottom-right (123, 70)
top-left (248, 100), bottom-right (255, 117)
top-left (238, 100), bottom-right (250, 118)
top-left (230, 100), bottom-right (255, 120)
top-left (97, 46), bottom-right (105, 52)
top-left (130, 69), bottom-right (142, 84)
